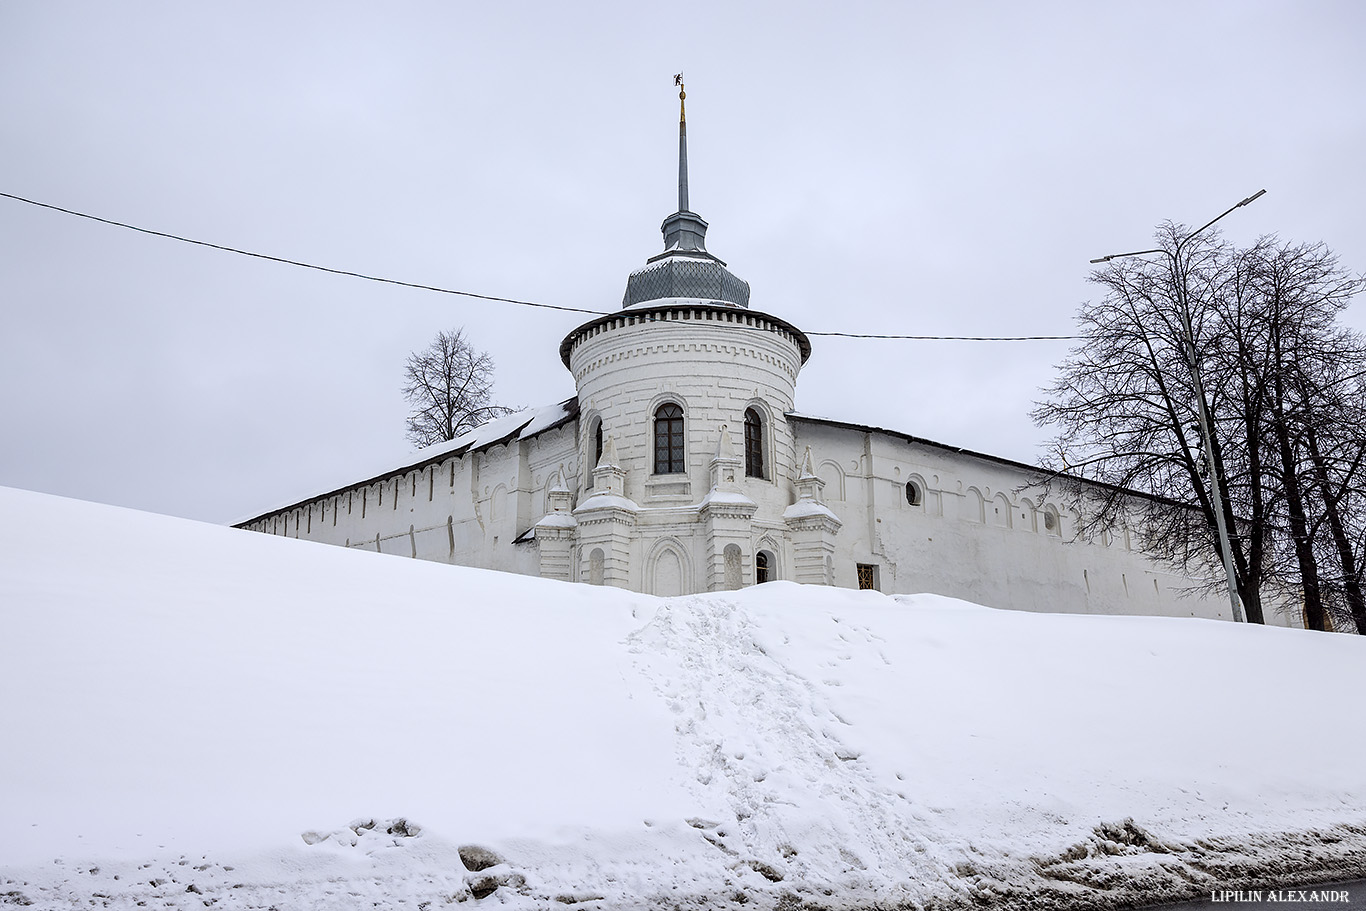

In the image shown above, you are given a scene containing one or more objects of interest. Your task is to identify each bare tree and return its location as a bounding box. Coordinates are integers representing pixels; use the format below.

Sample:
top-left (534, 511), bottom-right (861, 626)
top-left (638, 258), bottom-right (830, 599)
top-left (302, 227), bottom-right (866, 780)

top-left (402, 328), bottom-right (514, 448)
top-left (1034, 225), bottom-right (1270, 621)
top-left (1036, 227), bottom-right (1366, 633)
top-left (1237, 241), bottom-right (1366, 632)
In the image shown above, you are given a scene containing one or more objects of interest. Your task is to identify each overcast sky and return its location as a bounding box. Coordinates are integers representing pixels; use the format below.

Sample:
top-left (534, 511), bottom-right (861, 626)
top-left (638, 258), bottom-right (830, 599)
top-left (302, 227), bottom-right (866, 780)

top-left (3, 1), bottom-right (1364, 525)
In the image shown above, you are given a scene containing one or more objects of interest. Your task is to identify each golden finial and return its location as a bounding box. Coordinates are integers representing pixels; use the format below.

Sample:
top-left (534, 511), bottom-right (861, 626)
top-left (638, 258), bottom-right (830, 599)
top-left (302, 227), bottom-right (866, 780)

top-left (674, 72), bottom-right (685, 123)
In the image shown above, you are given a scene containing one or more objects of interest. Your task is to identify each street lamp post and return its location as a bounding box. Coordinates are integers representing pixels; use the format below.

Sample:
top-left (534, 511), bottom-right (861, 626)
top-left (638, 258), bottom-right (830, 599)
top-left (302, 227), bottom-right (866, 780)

top-left (1089, 189), bottom-right (1266, 624)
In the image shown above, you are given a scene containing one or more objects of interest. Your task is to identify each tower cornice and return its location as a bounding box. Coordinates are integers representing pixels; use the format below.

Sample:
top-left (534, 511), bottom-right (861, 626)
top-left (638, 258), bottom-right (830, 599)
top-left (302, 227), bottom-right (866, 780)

top-left (560, 302), bottom-right (811, 369)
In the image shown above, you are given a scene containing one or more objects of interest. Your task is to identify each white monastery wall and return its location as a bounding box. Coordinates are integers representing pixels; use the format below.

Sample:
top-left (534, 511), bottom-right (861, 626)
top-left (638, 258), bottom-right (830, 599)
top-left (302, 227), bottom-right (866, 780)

top-left (239, 408), bottom-right (580, 582)
top-left (235, 101), bottom-right (1302, 629)
top-left (237, 403), bottom-right (1299, 627)
top-left (792, 417), bottom-right (1298, 627)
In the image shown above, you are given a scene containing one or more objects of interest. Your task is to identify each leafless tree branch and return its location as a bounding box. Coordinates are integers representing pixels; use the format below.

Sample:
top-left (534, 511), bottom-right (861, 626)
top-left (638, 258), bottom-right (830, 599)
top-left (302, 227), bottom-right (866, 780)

top-left (401, 328), bottom-right (514, 448)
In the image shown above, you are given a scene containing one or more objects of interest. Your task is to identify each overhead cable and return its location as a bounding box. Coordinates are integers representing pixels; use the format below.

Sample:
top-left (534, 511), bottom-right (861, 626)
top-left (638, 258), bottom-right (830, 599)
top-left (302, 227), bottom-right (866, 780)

top-left (808, 331), bottom-right (1078, 341)
top-left (1, 191), bottom-right (603, 316)
top-left (1, 191), bottom-right (1080, 341)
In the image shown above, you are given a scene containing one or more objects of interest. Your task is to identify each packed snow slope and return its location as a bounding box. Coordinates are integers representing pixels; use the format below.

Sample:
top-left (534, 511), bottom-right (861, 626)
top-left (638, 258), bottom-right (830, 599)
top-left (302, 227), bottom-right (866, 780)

top-left (3, 485), bottom-right (1365, 910)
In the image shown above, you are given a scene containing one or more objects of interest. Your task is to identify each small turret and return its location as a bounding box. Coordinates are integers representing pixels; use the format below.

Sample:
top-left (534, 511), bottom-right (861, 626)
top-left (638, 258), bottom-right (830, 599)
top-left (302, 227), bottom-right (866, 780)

top-left (591, 435), bottom-right (628, 498)
top-left (784, 446), bottom-right (842, 585)
top-left (792, 446), bottom-right (828, 505)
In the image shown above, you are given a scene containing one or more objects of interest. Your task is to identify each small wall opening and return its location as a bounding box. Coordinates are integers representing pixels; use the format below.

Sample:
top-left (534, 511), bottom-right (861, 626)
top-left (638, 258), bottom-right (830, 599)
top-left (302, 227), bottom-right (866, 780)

top-left (756, 550), bottom-right (774, 584)
top-left (857, 563), bottom-right (879, 591)
top-left (905, 480), bottom-right (923, 506)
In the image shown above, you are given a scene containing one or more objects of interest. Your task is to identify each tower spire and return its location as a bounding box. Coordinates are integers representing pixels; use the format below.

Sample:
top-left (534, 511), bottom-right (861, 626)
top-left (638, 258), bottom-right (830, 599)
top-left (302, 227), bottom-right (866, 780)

top-left (659, 75), bottom-right (708, 255)
top-left (675, 73), bottom-right (689, 213)
top-left (614, 74), bottom-right (755, 310)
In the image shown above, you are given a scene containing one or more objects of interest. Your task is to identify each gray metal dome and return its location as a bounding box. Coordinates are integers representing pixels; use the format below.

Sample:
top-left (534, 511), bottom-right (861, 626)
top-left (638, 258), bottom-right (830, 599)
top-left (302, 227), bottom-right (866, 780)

top-left (622, 252), bottom-right (750, 308)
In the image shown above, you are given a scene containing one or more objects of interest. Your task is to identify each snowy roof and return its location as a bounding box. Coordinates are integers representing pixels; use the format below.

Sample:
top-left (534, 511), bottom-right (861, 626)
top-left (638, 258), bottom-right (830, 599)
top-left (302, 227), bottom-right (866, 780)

top-left (697, 488), bottom-right (757, 510)
top-left (621, 295), bottom-right (745, 312)
top-left (573, 490), bottom-right (640, 514)
top-left (781, 499), bottom-right (841, 522)
top-left (233, 398), bottom-right (578, 526)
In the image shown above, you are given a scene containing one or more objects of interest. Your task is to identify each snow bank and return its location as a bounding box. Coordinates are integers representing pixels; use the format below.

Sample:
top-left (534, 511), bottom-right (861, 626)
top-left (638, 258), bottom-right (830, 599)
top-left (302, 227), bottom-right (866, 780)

top-left (2, 485), bottom-right (1365, 909)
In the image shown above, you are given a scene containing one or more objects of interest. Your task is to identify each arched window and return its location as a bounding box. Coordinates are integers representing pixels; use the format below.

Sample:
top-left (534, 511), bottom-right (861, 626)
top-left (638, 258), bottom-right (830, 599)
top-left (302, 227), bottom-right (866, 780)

top-left (593, 418), bottom-right (604, 467)
top-left (755, 550), bottom-right (773, 584)
top-left (744, 407), bottom-right (764, 478)
top-left (1043, 506), bottom-right (1061, 537)
top-left (654, 403), bottom-right (685, 474)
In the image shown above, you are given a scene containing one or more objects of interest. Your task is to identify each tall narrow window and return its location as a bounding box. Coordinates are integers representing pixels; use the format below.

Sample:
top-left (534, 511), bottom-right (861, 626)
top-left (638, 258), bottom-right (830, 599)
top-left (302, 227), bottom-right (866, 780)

top-left (594, 419), bottom-right (604, 467)
top-left (744, 407), bottom-right (764, 478)
top-left (654, 403), bottom-right (685, 474)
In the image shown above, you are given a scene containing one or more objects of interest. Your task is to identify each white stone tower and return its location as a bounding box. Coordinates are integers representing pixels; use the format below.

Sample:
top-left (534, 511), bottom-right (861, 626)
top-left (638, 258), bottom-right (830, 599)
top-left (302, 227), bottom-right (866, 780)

top-left (554, 81), bottom-right (819, 593)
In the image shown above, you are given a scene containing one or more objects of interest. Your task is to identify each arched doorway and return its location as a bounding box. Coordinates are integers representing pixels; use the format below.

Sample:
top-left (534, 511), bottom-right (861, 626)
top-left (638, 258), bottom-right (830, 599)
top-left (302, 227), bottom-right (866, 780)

top-left (755, 550), bottom-right (774, 584)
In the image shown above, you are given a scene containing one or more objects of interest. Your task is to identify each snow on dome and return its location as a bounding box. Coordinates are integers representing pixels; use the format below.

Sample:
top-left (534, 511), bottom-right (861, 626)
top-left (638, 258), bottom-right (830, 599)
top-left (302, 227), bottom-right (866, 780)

top-left (622, 252), bottom-right (750, 309)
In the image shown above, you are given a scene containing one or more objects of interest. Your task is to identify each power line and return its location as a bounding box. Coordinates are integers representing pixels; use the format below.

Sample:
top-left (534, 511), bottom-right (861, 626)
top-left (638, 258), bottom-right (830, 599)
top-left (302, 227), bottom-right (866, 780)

top-left (808, 330), bottom-right (1078, 341)
top-left (2, 190), bottom-right (1080, 341)
top-left (0, 191), bottom-right (605, 317)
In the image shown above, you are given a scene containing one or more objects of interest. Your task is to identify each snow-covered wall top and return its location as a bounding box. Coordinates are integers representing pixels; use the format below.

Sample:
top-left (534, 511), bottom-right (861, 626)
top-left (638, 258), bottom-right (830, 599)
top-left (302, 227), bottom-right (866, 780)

top-left (232, 399), bottom-right (576, 526)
